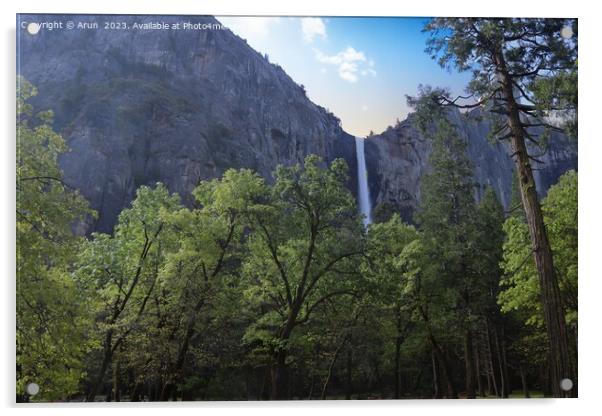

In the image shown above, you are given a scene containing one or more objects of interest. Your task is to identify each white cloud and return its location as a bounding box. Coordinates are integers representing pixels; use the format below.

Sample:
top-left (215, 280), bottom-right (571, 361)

top-left (301, 17), bottom-right (327, 43)
top-left (361, 68), bottom-right (377, 77)
top-left (362, 105), bottom-right (368, 112)
top-left (339, 61), bottom-right (359, 82)
top-left (315, 46), bottom-right (376, 83)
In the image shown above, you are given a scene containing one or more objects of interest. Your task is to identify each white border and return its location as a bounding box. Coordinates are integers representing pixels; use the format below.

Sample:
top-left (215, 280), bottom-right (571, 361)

top-left (2, 1), bottom-right (600, 415)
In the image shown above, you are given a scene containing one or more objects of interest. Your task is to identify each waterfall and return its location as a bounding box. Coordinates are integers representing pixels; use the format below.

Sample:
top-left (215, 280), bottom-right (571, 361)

top-left (355, 136), bottom-right (372, 226)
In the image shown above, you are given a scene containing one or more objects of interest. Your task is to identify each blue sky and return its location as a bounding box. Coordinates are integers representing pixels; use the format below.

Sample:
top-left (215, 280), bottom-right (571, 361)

top-left (218, 16), bottom-right (472, 137)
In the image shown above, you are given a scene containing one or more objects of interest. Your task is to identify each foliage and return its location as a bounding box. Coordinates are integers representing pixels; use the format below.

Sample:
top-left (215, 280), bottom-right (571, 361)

top-left (241, 156), bottom-right (364, 366)
top-left (424, 18), bottom-right (577, 148)
top-left (17, 77), bottom-right (95, 401)
top-left (499, 170), bottom-right (578, 328)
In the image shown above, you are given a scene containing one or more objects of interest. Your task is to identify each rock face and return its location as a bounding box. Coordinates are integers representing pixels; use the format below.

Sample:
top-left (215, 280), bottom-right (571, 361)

top-left (17, 14), bottom-right (577, 231)
top-left (18, 15), bottom-right (357, 232)
top-left (365, 108), bottom-right (577, 223)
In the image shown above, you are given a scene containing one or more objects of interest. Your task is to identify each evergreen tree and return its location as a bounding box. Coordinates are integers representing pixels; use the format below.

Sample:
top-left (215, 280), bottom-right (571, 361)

top-left (423, 19), bottom-right (577, 395)
top-left (410, 91), bottom-right (480, 398)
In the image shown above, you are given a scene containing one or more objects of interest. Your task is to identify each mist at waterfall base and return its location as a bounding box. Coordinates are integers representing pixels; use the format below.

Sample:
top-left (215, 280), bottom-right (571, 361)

top-left (355, 137), bottom-right (372, 227)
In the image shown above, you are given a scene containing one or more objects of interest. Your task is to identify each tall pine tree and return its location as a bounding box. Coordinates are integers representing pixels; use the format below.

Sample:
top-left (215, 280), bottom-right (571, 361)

top-left (411, 90), bottom-right (480, 398)
top-left (423, 19), bottom-right (577, 395)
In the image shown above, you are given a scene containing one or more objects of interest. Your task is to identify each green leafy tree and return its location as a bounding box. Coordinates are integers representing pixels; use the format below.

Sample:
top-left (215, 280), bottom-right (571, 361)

top-left (499, 171), bottom-right (578, 377)
top-left (372, 202), bottom-right (397, 224)
top-left (148, 169), bottom-right (267, 400)
top-left (16, 77), bottom-right (95, 401)
top-left (242, 155), bottom-right (364, 399)
top-left (77, 183), bottom-right (181, 401)
top-left (363, 215), bottom-right (419, 398)
top-left (423, 18), bottom-right (577, 395)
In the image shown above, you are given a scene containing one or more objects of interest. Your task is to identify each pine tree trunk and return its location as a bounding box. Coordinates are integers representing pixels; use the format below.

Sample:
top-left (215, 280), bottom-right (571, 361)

top-left (420, 306), bottom-right (456, 398)
top-left (308, 374), bottom-right (315, 400)
top-left (464, 328), bottom-right (476, 398)
top-left (500, 326), bottom-right (511, 396)
top-left (475, 340), bottom-right (484, 397)
top-left (520, 365), bottom-right (530, 398)
top-left (431, 337), bottom-right (456, 398)
top-left (497, 53), bottom-right (574, 398)
top-left (485, 319), bottom-right (499, 397)
top-left (413, 365), bottom-right (425, 394)
top-left (131, 382), bottom-right (142, 402)
top-left (493, 326), bottom-right (507, 398)
top-left (431, 349), bottom-right (441, 399)
top-left (345, 349), bottom-right (352, 400)
top-left (260, 367), bottom-right (270, 400)
top-left (395, 334), bottom-right (402, 399)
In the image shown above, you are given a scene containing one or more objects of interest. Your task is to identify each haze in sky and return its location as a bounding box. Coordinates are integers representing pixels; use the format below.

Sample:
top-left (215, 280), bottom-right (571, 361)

top-left (218, 16), bottom-right (472, 137)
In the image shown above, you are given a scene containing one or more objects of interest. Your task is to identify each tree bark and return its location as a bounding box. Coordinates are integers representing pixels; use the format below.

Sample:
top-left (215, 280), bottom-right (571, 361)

top-left (345, 349), bottom-right (352, 399)
top-left (420, 306), bottom-right (456, 399)
top-left (464, 328), bottom-right (476, 398)
top-left (485, 319), bottom-right (499, 397)
top-left (86, 330), bottom-right (113, 402)
top-left (260, 367), bottom-right (270, 400)
top-left (500, 324), bottom-right (512, 397)
top-left (496, 51), bottom-right (574, 398)
top-left (270, 310), bottom-right (299, 400)
top-left (160, 313), bottom-right (198, 401)
top-left (131, 382), bottom-right (142, 402)
top-left (493, 326), bottom-right (507, 398)
top-left (474, 339), bottom-right (484, 397)
top-left (395, 334), bottom-right (403, 399)
top-left (321, 336), bottom-right (347, 399)
top-left (431, 349), bottom-right (441, 399)
top-left (307, 374), bottom-right (315, 400)
top-left (112, 357), bottom-right (121, 402)
top-left (271, 349), bottom-right (288, 400)
top-left (430, 336), bottom-right (456, 398)
top-left (520, 365), bottom-right (530, 398)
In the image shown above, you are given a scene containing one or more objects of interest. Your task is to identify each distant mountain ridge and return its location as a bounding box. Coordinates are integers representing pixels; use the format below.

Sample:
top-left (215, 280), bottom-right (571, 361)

top-left (365, 108), bottom-right (577, 223)
top-left (17, 14), bottom-right (577, 231)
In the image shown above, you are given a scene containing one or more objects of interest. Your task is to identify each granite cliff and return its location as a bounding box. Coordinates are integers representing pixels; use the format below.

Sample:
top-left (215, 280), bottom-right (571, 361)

top-left (365, 108), bottom-right (577, 223)
top-left (18, 15), bottom-right (357, 232)
top-left (17, 14), bottom-right (577, 231)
